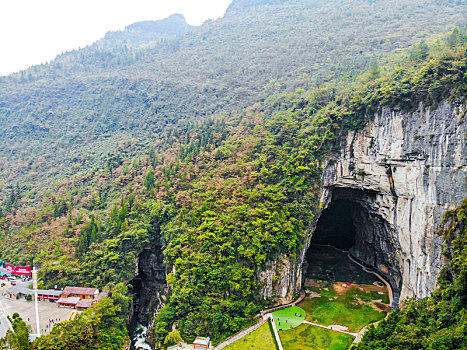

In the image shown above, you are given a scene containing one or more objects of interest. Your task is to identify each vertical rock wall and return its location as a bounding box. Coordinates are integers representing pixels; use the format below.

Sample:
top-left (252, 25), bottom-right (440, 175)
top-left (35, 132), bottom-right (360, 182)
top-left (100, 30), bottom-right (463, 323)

top-left (267, 101), bottom-right (466, 303)
top-left (132, 242), bottom-right (167, 325)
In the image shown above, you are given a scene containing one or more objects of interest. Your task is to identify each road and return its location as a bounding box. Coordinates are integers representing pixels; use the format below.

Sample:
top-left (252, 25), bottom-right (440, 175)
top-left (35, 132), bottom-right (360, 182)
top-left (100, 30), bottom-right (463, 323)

top-left (0, 280), bottom-right (73, 336)
top-left (0, 281), bottom-right (13, 339)
top-left (0, 308), bottom-right (12, 339)
top-left (0, 279), bottom-right (31, 339)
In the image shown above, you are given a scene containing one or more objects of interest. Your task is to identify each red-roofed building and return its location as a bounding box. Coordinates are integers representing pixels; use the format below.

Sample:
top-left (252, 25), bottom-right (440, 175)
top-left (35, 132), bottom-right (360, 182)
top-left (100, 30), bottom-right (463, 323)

top-left (76, 299), bottom-right (93, 311)
top-left (61, 287), bottom-right (99, 300)
top-left (58, 297), bottom-right (80, 308)
top-left (193, 337), bottom-right (210, 350)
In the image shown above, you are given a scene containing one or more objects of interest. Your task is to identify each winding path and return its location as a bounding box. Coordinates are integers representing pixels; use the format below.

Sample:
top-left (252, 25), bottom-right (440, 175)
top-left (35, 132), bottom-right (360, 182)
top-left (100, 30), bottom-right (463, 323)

top-left (213, 318), bottom-right (268, 350)
top-left (302, 320), bottom-right (358, 336)
top-left (268, 313), bottom-right (283, 350)
top-left (215, 246), bottom-right (395, 349)
top-left (346, 252), bottom-right (394, 307)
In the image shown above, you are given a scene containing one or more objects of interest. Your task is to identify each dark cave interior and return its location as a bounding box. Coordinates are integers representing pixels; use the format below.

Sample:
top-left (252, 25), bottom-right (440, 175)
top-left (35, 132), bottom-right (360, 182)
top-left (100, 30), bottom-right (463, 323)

top-left (309, 198), bottom-right (361, 251)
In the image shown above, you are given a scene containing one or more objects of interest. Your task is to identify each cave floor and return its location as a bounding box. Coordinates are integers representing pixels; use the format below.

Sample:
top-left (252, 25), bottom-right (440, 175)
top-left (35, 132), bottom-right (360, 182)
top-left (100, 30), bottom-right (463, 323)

top-left (298, 244), bottom-right (390, 336)
top-left (280, 323), bottom-right (354, 350)
top-left (226, 245), bottom-right (391, 350)
top-left (298, 280), bottom-right (389, 333)
top-left (305, 244), bottom-right (378, 285)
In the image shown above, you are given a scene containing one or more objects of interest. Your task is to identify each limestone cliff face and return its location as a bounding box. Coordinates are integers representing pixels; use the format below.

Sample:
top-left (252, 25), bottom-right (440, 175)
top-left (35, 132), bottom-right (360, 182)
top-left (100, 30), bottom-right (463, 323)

top-left (258, 254), bottom-right (301, 304)
top-left (267, 101), bottom-right (466, 304)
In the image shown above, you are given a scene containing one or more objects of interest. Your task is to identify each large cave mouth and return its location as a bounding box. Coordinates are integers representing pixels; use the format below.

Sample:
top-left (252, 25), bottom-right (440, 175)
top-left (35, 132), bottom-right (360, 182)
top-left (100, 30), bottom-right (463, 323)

top-left (304, 187), bottom-right (401, 306)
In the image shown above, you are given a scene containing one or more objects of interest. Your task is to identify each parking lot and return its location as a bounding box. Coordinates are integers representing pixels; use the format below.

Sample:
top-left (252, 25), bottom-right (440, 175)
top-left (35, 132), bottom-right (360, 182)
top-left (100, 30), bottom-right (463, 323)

top-left (0, 280), bottom-right (74, 335)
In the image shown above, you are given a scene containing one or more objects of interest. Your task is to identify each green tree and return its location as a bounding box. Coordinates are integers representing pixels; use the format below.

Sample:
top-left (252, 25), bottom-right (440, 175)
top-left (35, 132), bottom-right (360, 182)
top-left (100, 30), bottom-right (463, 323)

top-left (32, 296), bottom-right (128, 350)
top-left (144, 168), bottom-right (156, 191)
top-left (0, 314), bottom-right (31, 350)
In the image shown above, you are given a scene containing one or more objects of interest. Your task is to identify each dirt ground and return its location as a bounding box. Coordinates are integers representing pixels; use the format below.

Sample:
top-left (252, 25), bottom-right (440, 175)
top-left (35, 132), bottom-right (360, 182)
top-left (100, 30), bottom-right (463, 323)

top-left (304, 279), bottom-right (327, 288)
top-left (332, 282), bottom-right (387, 295)
top-left (372, 301), bottom-right (391, 313)
top-left (333, 283), bottom-right (350, 295)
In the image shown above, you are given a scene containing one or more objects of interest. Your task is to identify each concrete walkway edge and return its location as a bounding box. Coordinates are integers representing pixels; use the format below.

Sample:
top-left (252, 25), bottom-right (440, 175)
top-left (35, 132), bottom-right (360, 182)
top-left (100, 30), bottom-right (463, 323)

top-left (213, 318), bottom-right (268, 350)
top-left (269, 314), bottom-right (283, 350)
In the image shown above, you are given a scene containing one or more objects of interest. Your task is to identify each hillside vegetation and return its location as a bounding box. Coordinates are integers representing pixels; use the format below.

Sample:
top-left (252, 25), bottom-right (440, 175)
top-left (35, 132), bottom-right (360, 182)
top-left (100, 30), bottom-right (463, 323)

top-left (0, 1), bottom-right (466, 348)
top-left (1, 28), bottom-right (465, 347)
top-left (0, 0), bottom-right (465, 195)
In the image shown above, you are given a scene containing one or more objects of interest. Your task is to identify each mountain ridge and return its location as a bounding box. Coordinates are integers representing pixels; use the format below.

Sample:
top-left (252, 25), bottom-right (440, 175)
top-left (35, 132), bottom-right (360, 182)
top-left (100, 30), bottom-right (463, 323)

top-left (100, 13), bottom-right (194, 50)
top-left (0, 0), bottom-right (464, 200)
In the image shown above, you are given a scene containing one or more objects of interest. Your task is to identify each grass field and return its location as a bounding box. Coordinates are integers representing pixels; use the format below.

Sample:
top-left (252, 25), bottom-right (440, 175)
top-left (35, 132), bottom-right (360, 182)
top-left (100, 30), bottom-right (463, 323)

top-left (280, 323), bottom-right (354, 350)
top-left (272, 306), bottom-right (306, 331)
top-left (299, 284), bottom-right (386, 332)
top-left (224, 321), bottom-right (278, 350)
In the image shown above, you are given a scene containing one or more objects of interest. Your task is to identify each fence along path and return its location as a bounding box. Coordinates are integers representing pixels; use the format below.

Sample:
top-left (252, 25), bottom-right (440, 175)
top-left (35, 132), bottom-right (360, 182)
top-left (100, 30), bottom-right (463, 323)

top-left (213, 318), bottom-right (268, 350)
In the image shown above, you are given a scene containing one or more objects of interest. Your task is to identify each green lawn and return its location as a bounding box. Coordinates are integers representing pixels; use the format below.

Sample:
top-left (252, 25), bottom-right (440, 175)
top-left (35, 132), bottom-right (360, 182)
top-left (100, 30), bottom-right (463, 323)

top-left (272, 306), bottom-right (306, 331)
top-left (299, 296), bottom-right (385, 332)
top-left (280, 323), bottom-right (354, 350)
top-left (300, 282), bottom-right (387, 332)
top-left (224, 321), bottom-right (278, 350)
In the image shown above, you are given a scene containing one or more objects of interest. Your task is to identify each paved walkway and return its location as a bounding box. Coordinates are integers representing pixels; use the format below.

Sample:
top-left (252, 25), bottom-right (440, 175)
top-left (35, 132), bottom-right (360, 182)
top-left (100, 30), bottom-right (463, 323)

top-left (268, 314), bottom-right (283, 350)
top-left (213, 318), bottom-right (268, 350)
top-left (302, 320), bottom-right (359, 336)
top-left (262, 289), bottom-right (307, 315)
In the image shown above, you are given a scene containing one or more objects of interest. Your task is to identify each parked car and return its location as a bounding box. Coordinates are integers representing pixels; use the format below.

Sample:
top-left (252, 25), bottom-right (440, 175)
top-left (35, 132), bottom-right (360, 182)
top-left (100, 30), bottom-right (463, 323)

top-left (11, 281), bottom-right (16, 285)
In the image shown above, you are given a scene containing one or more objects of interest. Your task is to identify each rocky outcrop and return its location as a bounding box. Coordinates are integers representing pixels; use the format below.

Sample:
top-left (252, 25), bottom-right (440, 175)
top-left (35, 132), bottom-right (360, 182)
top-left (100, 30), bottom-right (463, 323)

top-left (258, 255), bottom-right (301, 304)
top-left (131, 242), bottom-right (167, 325)
top-left (270, 101), bottom-right (467, 303)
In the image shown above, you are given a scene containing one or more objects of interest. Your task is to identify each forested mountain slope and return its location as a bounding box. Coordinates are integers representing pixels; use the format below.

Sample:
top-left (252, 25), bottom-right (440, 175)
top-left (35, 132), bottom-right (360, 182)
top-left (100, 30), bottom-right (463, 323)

top-left (0, 28), bottom-right (465, 348)
top-left (0, 1), bottom-right (466, 349)
top-left (0, 0), bottom-right (465, 198)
